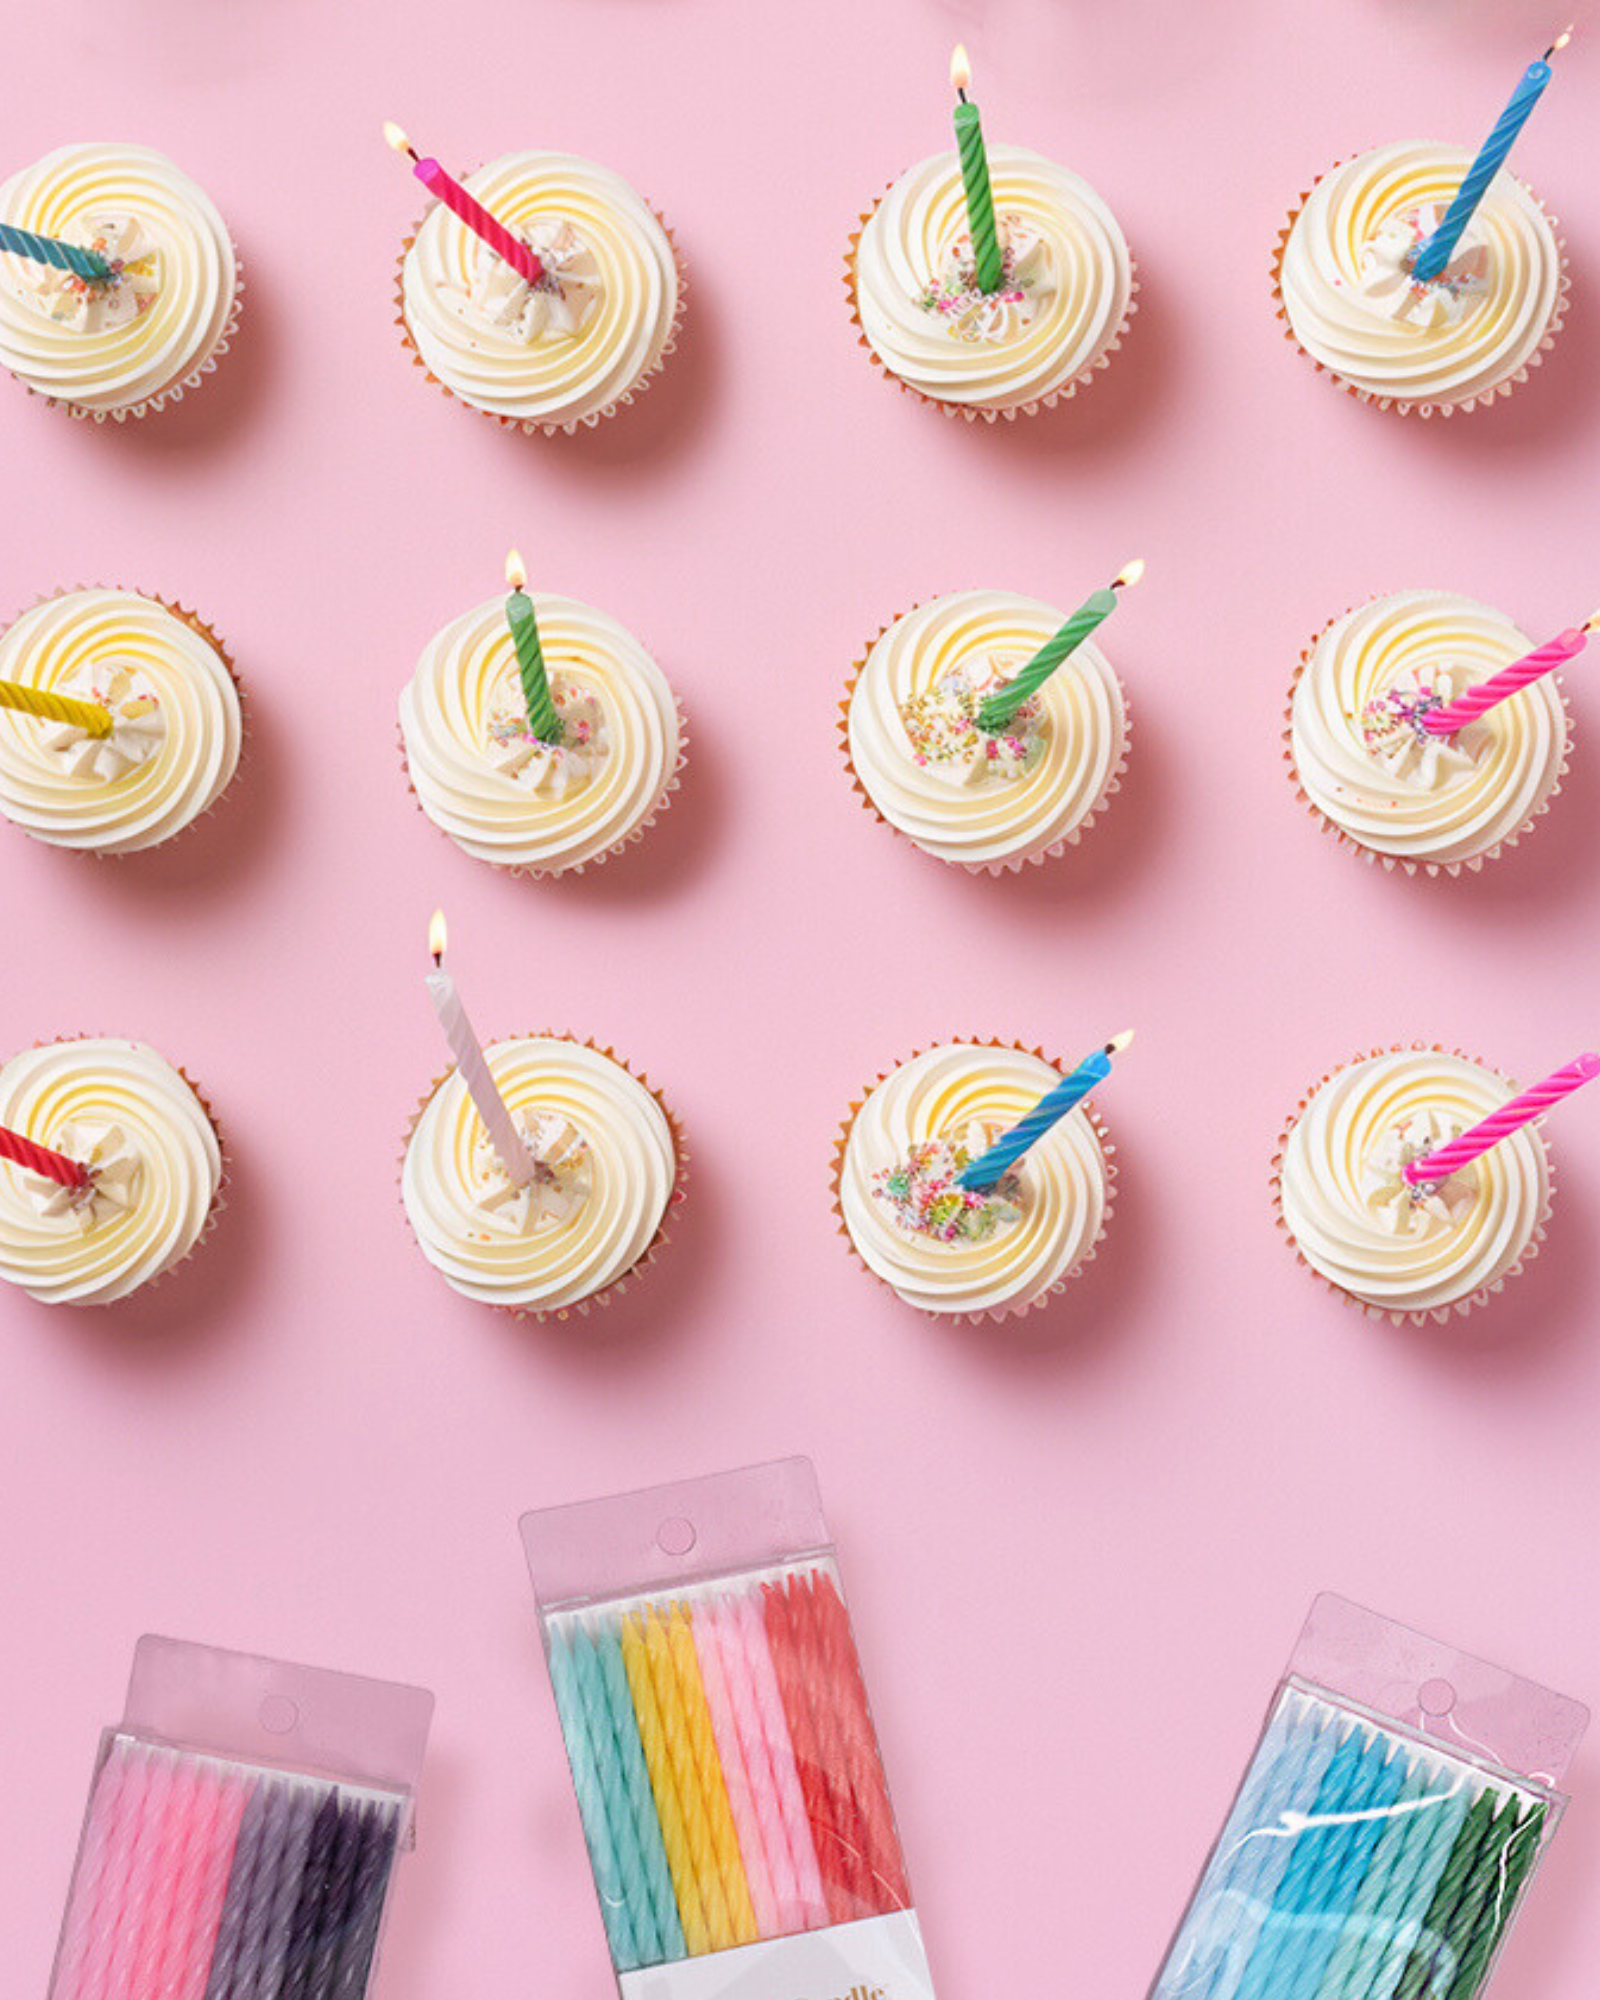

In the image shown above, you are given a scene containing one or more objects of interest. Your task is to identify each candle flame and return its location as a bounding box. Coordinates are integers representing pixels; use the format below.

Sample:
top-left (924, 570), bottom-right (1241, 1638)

top-left (1583, 608), bottom-right (1600, 633)
top-left (428, 908), bottom-right (447, 963)
top-left (950, 43), bottom-right (972, 92)
top-left (1105, 1029), bottom-right (1136, 1056)
top-left (505, 548), bottom-right (528, 593)
top-left (383, 120), bottom-right (418, 159)
top-left (1547, 25), bottom-right (1573, 56)
top-left (1114, 559), bottom-right (1146, 590)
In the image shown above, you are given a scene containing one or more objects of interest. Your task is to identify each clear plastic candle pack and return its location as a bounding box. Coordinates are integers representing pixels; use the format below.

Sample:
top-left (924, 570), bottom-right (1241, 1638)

top-left (47, 1635), bottom-right (434, 2000)
top-left (1150, 1594), bottom-right (1588, 2000)
top-left (521, 1457), bottom-right (936, 1999)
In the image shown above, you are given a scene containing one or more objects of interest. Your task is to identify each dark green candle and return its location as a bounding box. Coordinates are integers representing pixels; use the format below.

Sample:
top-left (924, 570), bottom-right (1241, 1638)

top-left (950, 47), bottom-right (1004, 295)
top-left (979, 560), bottom-right (1143, 732)
top-left (504, 550), bottom-right (563, 745)
top-left (1442, 1800), bottom-right (1547, 2000)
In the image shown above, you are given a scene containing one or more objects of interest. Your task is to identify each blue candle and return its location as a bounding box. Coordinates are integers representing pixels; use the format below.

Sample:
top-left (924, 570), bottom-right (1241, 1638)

top-left (1413, 35), bottom-right (1569, 282)
top-left (956, 1030), bottom-right (1133, 1191)
top-left (0, 223), bottom-right (111, 283)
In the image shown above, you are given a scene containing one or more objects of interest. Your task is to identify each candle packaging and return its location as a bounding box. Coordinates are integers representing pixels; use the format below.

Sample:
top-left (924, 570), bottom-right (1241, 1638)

top-left (1149, 1594), bottom-right (1587, 2000)
top-left (520, 1458), bottom-right (937, 1999)
top-left (46, 1635), bottom-right (433, 2000)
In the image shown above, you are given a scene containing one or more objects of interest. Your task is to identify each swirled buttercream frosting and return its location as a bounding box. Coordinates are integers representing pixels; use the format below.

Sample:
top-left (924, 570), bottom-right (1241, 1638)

top-left (400, 590), bottom-right (681, 873)
top-left (0, 144), bottom-right (238, 418)
top-left (1277, 1050), bottom-right (1550, 1320)
top-left (0, 590), bottom-right (242, 853)
top-left (0, 1038), bottom-right (221, 1305)
top-left (403, 1036), bottom-right (678, 1313)
top-left (1278, 143), bottom-right (1564, 411)
top-left (838, 1043), bottom-right (1110, 1319)
top-left (852, 144), bottom-right (1133, 414)
top-left (1289, 590), bottom-right (1567, 870)
top-left (399, 151), bottom-right (680, 431)
top-left (847, 590), bottom-right (1127, 869)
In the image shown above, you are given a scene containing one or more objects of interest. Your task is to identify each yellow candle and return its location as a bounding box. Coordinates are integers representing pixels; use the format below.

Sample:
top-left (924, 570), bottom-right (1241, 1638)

top-left (668, 1605), bottom-right (759, 1945)
top-left (620, 1614), bottom-right (711, 1954)
top-left (643, 1608), bottom-right (736, 1949)
top-left (0, 678), bottom-right (113, 737)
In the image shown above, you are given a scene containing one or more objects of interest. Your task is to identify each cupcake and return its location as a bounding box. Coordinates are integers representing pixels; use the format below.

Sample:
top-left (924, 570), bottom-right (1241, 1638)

top-left (1287, 590), bottom-right (1569, 874)
top-left (0, 143), bottom-right (239, 420)
top-left (399, 584), bottom-right (683, 875)
top-left (1274, 142), bottom-right (1567, 415)
top-left (0, 1037), bottom-right (223, 1305)
top-left (402, 1035), bottom-right (683, 1317)
top-left (843, 589), bottom-right (1129, 870)
top-left (392, 139), bottom-right (683, 434)
top-left (0, 588), bottom-right (243, 854)
top-left (833, 1041), bottom-right (1115, 1321)
top-left (1273, 1048), bottom-right (1552, 1324)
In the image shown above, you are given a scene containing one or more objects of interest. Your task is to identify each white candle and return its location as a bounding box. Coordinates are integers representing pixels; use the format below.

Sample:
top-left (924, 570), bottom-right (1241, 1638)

top-left (425, 910), bottom-right (534, 1185)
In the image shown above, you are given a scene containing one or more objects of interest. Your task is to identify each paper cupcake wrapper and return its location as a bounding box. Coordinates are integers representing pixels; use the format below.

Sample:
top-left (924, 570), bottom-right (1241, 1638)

top-left (1283, 598), bottom-right (1573, 876)
top-left (829, 1036), bottom-right (1118, 1323)
top-left (0, 583), bottom-right (248, 860)
top-left (398, 1032), bottom-right (688, 1321)
top-left (1270, 1041), bottom-right (1554, 1327)
top-left (844, 187), bottom-right (1138, 423)
top-left (394, 196), bottom-right (687, 436)
top-left (1270, 169), bottom-right (1570, 418)
top-left (839, 598), bottom-right (1131, 873)
top-left (396, 689), bottom-right (689, 878)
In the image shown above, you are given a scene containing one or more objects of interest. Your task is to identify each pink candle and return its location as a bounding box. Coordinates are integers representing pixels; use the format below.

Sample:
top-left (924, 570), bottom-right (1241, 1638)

top-left (0, 1120), bottom-right (89, 1189)
top-left (385, 123), bottom-right (545, 288)
top-left (1422, 620), bottom-right (1593, 736)
top-left (1404, 1053), bottom-right (1600, 1186)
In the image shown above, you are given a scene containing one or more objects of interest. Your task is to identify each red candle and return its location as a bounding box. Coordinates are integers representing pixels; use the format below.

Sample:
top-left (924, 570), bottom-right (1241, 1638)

top-left (0, 1121), bottom-right (89, 1189)
top-left (1422, 616), bottom-right (1594, 736)
top-left (384, 122), bottom-right (546, 289)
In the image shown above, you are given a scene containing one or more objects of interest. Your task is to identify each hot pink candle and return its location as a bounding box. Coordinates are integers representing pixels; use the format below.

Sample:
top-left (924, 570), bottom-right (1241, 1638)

top-left (1404, 1053), bottom-right (1600, 1186)
top-left (385, 122), bottom-right (545, 288)
top-left (1422, 621), bottom-right (1592, 736)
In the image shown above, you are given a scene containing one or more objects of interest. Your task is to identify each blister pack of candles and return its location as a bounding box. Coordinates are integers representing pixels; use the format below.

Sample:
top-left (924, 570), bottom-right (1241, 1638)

top-left (1150, 1595), bottom-right (1588, 2000)
top-left (47, 1636), bottom-right (434, 2000)
top-left (521, 1457), bottom-right (936, 1999)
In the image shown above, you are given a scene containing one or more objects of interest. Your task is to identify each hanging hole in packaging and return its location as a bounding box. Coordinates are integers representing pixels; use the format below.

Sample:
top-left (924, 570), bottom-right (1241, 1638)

top-left (656, 1515), bottom-right (697, 1556)
top-left (1419, 1675), bottom-right (1457, 1717)
top-left (258, 1693), bottom-right (299, 1734)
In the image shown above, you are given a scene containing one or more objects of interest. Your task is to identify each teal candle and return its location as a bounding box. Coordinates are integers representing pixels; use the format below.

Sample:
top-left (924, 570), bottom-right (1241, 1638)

top-left (950, 46), bottom-right (1004, 295)
top-left (957, 1031), bottom-right (1132, 1191)
top-left (503, 550), bottom-right (563, 744)
top-left (0, 223), bottom-right (111, 283)
top-left (979, 560), bottom-right (1143, 732)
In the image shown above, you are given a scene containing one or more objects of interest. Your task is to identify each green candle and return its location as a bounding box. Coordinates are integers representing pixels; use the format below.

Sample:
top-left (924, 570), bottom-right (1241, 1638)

top-left (950, 46), bottom-right (1004, 295)
top-left (979, 560), bottom-right (1144, 733)
top-left (503, 550), bottom-right (563, 744)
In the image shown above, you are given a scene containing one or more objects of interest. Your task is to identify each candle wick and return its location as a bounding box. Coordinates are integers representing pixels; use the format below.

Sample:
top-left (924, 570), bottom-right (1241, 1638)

top-left (432, 952), bottom-right (443, 969)
top-left (956, 86), bottom-right (968, 103)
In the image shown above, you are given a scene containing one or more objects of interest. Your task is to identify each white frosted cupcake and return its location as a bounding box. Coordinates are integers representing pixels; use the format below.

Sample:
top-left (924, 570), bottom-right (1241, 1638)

top-left (402, 1035), bottom-right (683, 1317)
top-left (844, 590), bottom-right (1128, 871)
top-left (1288, 590), bottom-right (1570, 874)
top-left (848, 143), bottom-right (1134, 419)
top-left (0, 588), bottom-right (243, 854)
top-left (1275, 142), bottom-right (1567, 415)
top-left (0, 1037), bottom-right (223, 1306)
top-left (833, 1042), bottom-right (1114, 1321)
top-left (1274, 1048), bottom-right (1552, 1323)
top-left (399, 589), bottom-right (683, 875)
top-left (0, 143), bottom-right (239, 420)
top-left (397, 151), bottom-right (683, 433)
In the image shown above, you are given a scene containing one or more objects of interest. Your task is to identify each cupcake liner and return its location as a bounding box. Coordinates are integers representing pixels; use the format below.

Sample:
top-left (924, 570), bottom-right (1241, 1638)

top-left (844, 186), bottom-right (1138, 423)
top-left (829, 1037), bottom-right (1118, 1323)
top-left (1270, 1042), bottom-right (1554, 1327)
top-left (399, 1032), bottom-right (688, 1321)
top-left (1271, 168), bottom-right (1569, 418)
top-left (838, 597), bottom-right (1131, 873)
top-left (394, 195), bottom-right (687, 436)
top-left (1283, 598), bottom-right (1573, 876)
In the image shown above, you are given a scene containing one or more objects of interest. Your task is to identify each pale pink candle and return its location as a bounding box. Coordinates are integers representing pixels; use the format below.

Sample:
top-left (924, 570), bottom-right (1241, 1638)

top-left (706, 1601), bottom-right (808, 1934)
top-left (692, 1603), bottom-right (780, 1937)
top-left (50, 1743), bottom-right (134, 2000)
top-left (170, 1773), bottom-right (250, 2000)
top-left (101, 1749), bottom-right (184, 2000)
top-left (1404, 1053), bottom-right (1600, 1186)
top-left (1422, 620), bottom-right (1593, 736)
top-left (68, 1745), bottom-right (162, 2000)
top-left (730, 1594), bottom-right (831, 1929)
top-left (385, 123), bottom-right (546, 288)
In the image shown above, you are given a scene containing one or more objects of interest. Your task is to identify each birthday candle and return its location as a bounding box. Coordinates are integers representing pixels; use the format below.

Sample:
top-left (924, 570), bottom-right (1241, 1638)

top-left (1421, 619), bottom-right (1593, 737)
top-left (666, 1608), bottom-right (758, 1946)
top-left (67, 1745), bottom-right (164, 2000)
top-left (0, 222), bottom-right (112, 282)
top-left (619, 1614), bottom-right (711, 1955)
top-left (327, 1801), bottom-right (402, 2000)
top-left (587, 1623), bottom-right (685, 1962)
top-left (1444, 1801), bottom-right (1546, 2000)
top-left (642, 1610), bottom-right (737, 1949)
top-left (760, 1581), bottom-right (860, 1925)
top-left (690, 1604), bottom-right (780, 1938)
top-left (1403, 1054), bottom-right (1600, 1187)
top-left (549, 1632), bottom-right (642, 1970)
top-left (949, 47), bottom-right (1004, 294)
top-left (958, 1031), bottom-right (1133, 1191)
top-left (222, 1786), bottom-right (317, 2000)
top-left (297, 1798), bottom-right (370, 1998)
top-left (504, 554), bottom-right (563, 745)
top-left (423, 911), bottom-right (535, 1187)
top-left (783, 1579), bottom-right (874, 1918)
top-left (563, 1629), bottom-right (661, 1965)
top-left (200, 1780), bottom-right (282, 2000)
top-left (0, 676), bottom-right (113, 737)
top-left (1345, 1771), bottom-right (1475, 2000)
top-left (977, 562), bottom-right (1144, 733)
top-left (801, 1574), bottom-right (909, 1915)
top-left (383, 124), bottom-right (545, 288)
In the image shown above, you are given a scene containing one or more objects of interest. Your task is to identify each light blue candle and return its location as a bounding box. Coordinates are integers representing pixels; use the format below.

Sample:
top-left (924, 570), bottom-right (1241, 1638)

top-left (548, 1629), bottom-right (641, 1971)
top-left (0, 223), bottom-right (112, 283)
top-left (956, 1030), bottom-right (1132, 1191)
top-left (1412, 37), bottom-right (1568, 282)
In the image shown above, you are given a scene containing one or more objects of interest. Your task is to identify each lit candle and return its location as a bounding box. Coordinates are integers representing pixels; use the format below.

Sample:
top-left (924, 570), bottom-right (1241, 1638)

top-left (978, 561), bottom-right (1144, 732)
top-left (1403, 1051), bottom-right (1600, 1188)
top-left (504, 552), bottom-right (563, 744)
top-left (0, 223), bottom-right (112, 283)
top-left (1413, 31), bottom-right (1571, 283)
top-left (957, 1030), bottom-right (1133, 1191)
top-left (0, 1121), bottom-right (90, 1189)
top-left (384, 122), bottom-right (546, 289)
top-left (950, 46), bottom-right (1004, 295)
top-left (0, 677), bottom-right (113, 737)
top-left (424, 910), bottom-right (534, 1186)
top-left (1422, 613), bottom-right (1594, 737)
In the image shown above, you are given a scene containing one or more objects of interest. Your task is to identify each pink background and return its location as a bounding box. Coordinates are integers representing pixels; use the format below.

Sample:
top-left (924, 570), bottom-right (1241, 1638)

top-left (3, 0), bottom-right (1598, 1993)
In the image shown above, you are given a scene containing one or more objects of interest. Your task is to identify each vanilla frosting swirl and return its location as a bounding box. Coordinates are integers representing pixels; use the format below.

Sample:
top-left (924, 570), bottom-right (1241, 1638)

top-left (1279, 143), bottom-right (1563, 410)
top-left (400, 151), bottom-right (679, 431)
top-left (403, 1036), bottom-right (677, 1312)
top-left (840, 1044), bottom-right (1109, 1318)
top-left (0, 590), bottom-right (241, 853)
top-left (400, 590), bottom-right (681, 874)
top-left (848, 590), bottom-right (1126, 869)
top-left (0, 1039), bottom-right (220, 1305)
top-left (1290, 591), bottom-right (1567, 868)
top-left (0, 144), bottom-right (236, 418)
top-left (854, 144), bottom-right (1132, 412)
top-left (1278, 1050), bottom-right (1549, 1318)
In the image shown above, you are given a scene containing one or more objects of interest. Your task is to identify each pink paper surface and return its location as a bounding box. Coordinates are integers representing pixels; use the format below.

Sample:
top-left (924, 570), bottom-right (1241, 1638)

top-left (2, 1), bottom-right (1598, 1996)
